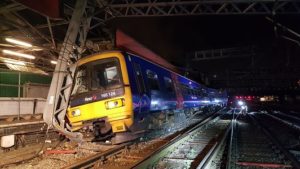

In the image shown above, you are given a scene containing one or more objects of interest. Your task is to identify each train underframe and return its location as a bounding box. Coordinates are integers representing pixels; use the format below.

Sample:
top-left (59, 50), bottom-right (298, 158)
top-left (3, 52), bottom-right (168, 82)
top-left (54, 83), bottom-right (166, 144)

top-left (76, 105), bottom-right (221, 144)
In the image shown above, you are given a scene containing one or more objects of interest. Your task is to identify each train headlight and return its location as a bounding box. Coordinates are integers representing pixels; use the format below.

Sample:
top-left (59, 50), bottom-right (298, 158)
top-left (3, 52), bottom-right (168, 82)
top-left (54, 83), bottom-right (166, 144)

top-left (237, 101), bottom-right (244, 106)
top-left (105, 98), bottom-right (125, 109)
top-left (72, 109), bottom-right (81, 117)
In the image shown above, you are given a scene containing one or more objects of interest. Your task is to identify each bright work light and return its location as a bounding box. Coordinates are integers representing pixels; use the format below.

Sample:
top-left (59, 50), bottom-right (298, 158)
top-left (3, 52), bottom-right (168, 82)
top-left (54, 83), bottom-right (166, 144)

top-left (5, 38), bottom-right (32, 48)
top-left (2, 50), bottom-right (35, 59)
top-left (3, 59), bottom-right (25, 66)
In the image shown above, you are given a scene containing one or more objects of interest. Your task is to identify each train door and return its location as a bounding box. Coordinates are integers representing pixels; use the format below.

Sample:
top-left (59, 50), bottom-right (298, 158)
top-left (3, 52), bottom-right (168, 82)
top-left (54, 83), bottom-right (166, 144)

top-left (171, 73), bottom-right (184, 109)
top-left (132, 62), bottom-right (149, 113)
top-left (133, 62), bottom-right (146, 95)
top-left (131, 62), bottom-right (152, 132)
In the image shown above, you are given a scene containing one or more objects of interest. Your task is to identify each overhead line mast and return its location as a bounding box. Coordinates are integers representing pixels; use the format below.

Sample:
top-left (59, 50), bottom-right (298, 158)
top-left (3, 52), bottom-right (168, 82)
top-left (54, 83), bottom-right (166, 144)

top-left (43, 0), bottom-right (93, 141)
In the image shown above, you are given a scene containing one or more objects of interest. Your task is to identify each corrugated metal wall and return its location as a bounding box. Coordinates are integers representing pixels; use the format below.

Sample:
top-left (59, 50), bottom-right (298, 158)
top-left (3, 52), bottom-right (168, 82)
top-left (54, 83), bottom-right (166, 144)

top-left (0, 69), bottom-right (52, 97)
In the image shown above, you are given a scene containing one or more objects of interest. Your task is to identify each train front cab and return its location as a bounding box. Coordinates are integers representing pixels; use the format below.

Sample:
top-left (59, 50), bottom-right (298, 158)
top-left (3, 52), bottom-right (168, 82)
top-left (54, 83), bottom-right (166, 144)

top-left (67, 51), bottom-right (134, 142)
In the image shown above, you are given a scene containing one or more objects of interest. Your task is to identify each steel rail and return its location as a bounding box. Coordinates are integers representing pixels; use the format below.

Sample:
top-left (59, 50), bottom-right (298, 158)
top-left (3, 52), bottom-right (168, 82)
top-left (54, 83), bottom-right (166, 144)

top-left (250, 113), bottom-right (300, 169)
top-left (274, 111), bottom-right (300, 122)
top-left (62, 108), bottom-right (226, 169)
top-left (226, 110), bottom-right (236, 169)
top-left (131, 111), bottom-right (230, 168)
top-left (62, 142), bottom-right (132, 169)
top-left (192, 121), bottom-right (231, 169)
top-left (131, 117), bottom-right (218, 169)
top-left (264, 111), bottom-right (300, 131)
top-left (62, 108), bottom-right (225, 168)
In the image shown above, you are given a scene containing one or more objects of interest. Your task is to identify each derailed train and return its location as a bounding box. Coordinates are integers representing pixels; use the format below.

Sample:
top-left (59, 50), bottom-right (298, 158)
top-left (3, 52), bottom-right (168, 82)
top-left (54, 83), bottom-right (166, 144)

top-left (67, 51), bottom-right (228, 143)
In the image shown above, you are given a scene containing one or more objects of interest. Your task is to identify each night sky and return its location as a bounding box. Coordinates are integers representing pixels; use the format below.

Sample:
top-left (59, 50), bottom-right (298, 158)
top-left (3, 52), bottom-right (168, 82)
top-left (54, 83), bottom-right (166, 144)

top-left (107, 15), bottom-right (300, 92)
top-left (109, 15), bottom-right (300, 71)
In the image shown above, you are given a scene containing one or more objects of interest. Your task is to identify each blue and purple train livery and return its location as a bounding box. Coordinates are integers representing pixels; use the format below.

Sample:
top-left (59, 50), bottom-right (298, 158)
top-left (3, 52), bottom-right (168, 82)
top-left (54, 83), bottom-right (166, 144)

top-left (67, 50), bottom-right (227, 143)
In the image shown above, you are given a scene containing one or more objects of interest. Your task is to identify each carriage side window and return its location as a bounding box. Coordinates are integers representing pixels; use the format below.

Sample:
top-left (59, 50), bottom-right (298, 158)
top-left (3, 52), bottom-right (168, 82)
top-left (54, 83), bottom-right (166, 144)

top-left (188, 88), bottom-right (192, 95)
top-left (202, 89), bottom-right (208, 97)
top-left (179, 84), bottom-right (185, 95)
top-left (183, 87), bottom-right (188, 95)
top-left (164, 77), bottom-right (173, 92)
top-left (200, 90), bottom-right (203, 97)
top-left (192, 89), bottom-right (196, 96)
top-left (194, 90), bottom-right (198, 96)
top-left (180, 83), bottom-right (189, 95)
top-left (195, 90), bottom-right (198, 96)
top-left (197, 90), bottom-right (201, 96)
top-left (146, 70), bottom-right (160, 91)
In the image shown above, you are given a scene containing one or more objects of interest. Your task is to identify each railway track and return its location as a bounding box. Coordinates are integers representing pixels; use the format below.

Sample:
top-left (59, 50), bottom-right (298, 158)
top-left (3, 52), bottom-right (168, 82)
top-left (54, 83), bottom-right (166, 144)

top-left (132, 115), bottom-right (231, 169)
top-left (0, 108), bottom-right (225, 168)
top-left (63, 108), bottom-right (230, 169)
top-left (285, 111), bottom-right (300, 119)
top-left (8, 109), bottom-right (300, 169)
top-left (268, 111), bottom-right (300, 130)
top-left (0, 120), bottom-right (59, 153)
top-left (253, 111), bottom-right (300, 165)
top-left (226, 113), bottom-right (299, 169)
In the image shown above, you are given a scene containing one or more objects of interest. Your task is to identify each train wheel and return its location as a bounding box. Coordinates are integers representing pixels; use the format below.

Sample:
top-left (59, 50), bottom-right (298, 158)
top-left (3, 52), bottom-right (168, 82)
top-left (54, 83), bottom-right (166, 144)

top-left (167, 111), bottom-right (175, 128)
top-left (92, 120), bottom-right (113, 142)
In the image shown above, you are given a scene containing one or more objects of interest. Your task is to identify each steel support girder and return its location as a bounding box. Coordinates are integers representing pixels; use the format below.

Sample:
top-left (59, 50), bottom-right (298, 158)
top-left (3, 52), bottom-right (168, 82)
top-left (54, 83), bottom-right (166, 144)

top-left (191, 46), bottom-right (255, 61)
top-left (43, 0), bottom-right (89, 141)
top-left (103, 0), bottom-right (300, 19)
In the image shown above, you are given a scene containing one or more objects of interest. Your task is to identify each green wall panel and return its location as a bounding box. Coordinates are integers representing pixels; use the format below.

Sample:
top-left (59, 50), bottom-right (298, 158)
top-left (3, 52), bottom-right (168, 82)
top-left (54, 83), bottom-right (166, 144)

top-left (0, 70), bottom-right (52, 97)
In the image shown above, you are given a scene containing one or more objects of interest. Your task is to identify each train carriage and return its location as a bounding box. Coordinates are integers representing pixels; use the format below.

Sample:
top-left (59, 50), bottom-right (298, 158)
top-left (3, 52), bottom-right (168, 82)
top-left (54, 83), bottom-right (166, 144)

top-left (67, 51), bottom-right (227, 143)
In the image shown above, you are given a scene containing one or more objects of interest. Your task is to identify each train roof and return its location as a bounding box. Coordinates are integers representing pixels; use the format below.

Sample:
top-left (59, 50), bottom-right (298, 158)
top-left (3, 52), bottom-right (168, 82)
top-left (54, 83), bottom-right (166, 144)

top-left (78, 50), bottom-right (223, 93)
top-left (125, 51), bottom-right (205, 88)
top-left (116, 30), bottom-right (179, 73)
